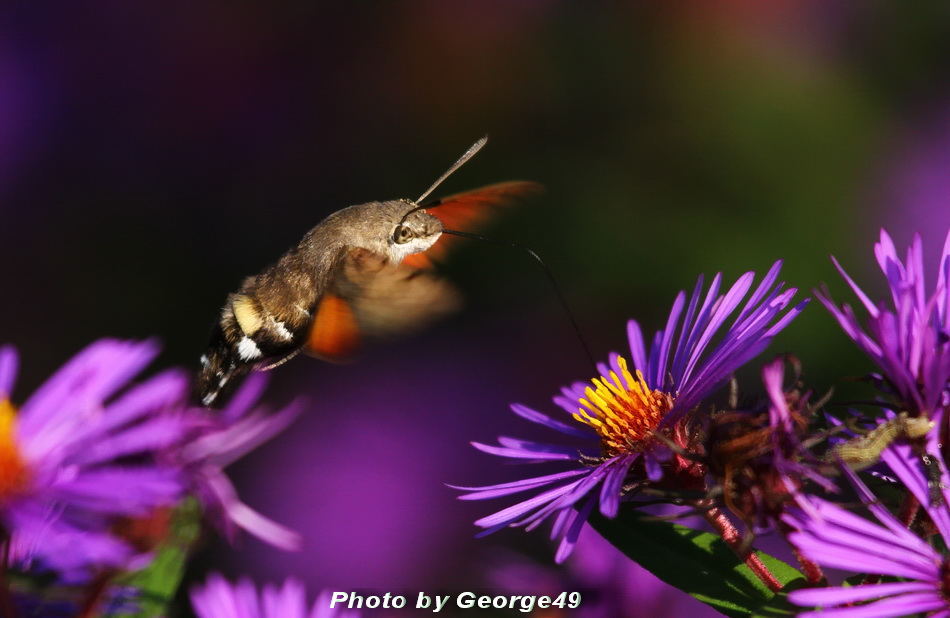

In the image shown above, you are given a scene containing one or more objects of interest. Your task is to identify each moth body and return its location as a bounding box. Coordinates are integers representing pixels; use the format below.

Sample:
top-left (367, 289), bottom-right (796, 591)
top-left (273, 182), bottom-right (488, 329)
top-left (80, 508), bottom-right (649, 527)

top-left (196, 136), bottom-right (541, 407)
top-left (196, 200), bottom-right (445, 406)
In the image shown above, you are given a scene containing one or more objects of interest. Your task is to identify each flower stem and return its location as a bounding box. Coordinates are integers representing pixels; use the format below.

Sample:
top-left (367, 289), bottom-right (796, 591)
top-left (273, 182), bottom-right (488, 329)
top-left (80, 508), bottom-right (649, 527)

top-left (792, 547), bottom-right (824, 584)
top-left (0, 536), bottom-right (19, 618)
top-left (777, 520), bottom-right (823, 584)
top-left (78, 573), bottom-right (113, 618)
top-left (698, 503), bottom-right (783, 592)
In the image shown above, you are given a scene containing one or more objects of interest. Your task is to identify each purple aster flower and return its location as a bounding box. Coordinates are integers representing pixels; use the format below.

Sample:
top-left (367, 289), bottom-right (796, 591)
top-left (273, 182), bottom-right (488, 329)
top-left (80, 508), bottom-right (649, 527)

top-left (456, 261), bottom-right (807, 561)
top-left (783, 432), bottom-right (950, 616)
top-left (817, 228), bottom-right (950, 420)
top-left (191, 573), bottom-right (359, 618)
top-left (176, 374), bottom-right (303, 551)
top-left (0, 339), bottom-right (186, 580)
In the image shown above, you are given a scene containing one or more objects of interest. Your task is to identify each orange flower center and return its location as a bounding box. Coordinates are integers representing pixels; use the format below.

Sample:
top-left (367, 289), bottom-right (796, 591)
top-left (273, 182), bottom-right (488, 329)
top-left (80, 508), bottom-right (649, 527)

top-left (0, 399), bottom-right (30, 502)
top-left (573, 357), bottom-right (674, 458)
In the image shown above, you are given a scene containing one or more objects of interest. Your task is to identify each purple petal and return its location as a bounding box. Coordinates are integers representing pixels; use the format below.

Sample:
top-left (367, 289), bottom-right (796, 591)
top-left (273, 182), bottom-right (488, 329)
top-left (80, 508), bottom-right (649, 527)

top-left (880, 443), bottom-right (950, 540)
top-left (0, 345), bottom-right (18, 399)
top-left (75, 369), bottom-right (189, 440)
top-left (554, 497), bottom-right (596, 563)
top-left (670, 274), bottom-right (706, 381)
top-left (680, 271), bottom-right (754, 385)
top-left (597, 458), bottom-right (630, 518)
top-left (509, 403), bottom-right (592, 439)
top-left (764, 296), bottom-right (810, 337)
top-left (19, 340), bottom-right (160, 438)
top-left (474, 481), bottom-right (581, 528)
top-left (471, 441), bottom-right (580, 461)
top-left (788, 532), bottom-right (935, 581)
top-left (800, 591), bottom-right (946, 618)
top-left (182, 403), bottom-right (302, 467)
top-left (7, 502), bottom-right (135, 576)
top-left (50, 468), bottom-right (182, 515)
top-left (674, 273), bottom-right (720, 383)
top-left (221, 373), bottom-right (271, 424)
top-left (205, 472), bottom-right (302, 551)
top-left (262, 578), bottom-right (307, 618)
top-left (790, 581), bottom-right (935, 607)
top-left (452, 468), bottom-right (590, 499)
top-left (734, 260), bottom-right (783, 324)
top-left (937, 229), bottom-right (950, 327)
top-left (626, 320), bottom-right (648, 375)
top-left (831, 255), bottom-right (880, 317)
top-left (191, 574), bottom-right (259, 618)
top-left (653, 291), bottom-right (686, 390)
top-left (68, 416), bottom-right (184, 466)
top-left (762, 357), bottom-right (792, 432)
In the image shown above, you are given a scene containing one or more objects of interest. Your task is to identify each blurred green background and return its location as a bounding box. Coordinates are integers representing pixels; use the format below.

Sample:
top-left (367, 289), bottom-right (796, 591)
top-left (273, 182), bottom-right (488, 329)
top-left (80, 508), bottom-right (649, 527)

top-left (1, 1), bottom-right (949, 613)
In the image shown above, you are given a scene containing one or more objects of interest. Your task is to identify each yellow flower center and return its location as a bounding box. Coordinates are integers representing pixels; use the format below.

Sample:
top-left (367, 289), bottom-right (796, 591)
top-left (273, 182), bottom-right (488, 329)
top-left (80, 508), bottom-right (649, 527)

top-left (0, 399), bottom-right (29, 502)
top-left (573, 357), bottom-right (674, 458)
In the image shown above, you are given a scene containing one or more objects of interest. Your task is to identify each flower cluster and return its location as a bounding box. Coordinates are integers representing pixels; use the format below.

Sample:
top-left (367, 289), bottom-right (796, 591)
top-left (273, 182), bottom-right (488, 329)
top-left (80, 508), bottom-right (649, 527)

top-left (817, 229), bottom-right (950, 422)
top-left (784, 436), bottom-right (950, 616)
top-left (0, 340), bottom-right (186, 579)
top-left (0, 338), bottom-right (302, 606)
top-left (4, 226), bottom-right (949, 617)
top-left (456, 261), bottom-right (809, 560)
top-left (454, 227), bottom-right (950, 616)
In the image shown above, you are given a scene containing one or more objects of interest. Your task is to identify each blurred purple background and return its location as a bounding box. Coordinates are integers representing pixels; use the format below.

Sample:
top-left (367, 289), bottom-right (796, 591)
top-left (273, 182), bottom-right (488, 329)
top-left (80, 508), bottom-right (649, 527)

top-left (2, 2), bottom-right (949, 615)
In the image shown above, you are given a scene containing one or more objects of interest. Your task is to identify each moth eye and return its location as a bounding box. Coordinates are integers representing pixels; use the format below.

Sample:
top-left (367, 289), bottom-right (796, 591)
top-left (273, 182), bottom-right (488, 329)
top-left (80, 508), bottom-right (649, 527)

top-left (393, 224), bottom-right (415, 244)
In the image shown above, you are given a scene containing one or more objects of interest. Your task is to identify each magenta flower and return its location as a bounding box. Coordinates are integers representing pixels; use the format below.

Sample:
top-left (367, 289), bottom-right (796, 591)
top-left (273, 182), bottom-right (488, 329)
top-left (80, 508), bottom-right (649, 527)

top-left (0, 340), bottom-right (186, 579)
top-left (176, 374), bottom-right (303, 551)
top-left (456, 262), bottom-right (807, 561)
top-left (817, 228), bottom-right (950, 419)
top-left (191, 573), bottom-right (359, 618)
top-left (783, 434), bottom-right (950, 616)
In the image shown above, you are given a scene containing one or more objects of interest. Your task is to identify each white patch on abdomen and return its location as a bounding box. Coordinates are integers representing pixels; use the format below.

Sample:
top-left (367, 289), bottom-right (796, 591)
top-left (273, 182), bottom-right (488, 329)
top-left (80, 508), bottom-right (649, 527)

top-left (237, 336), bottom-right (263, 360)
top-left (271, 319), bottom-right (294, 341)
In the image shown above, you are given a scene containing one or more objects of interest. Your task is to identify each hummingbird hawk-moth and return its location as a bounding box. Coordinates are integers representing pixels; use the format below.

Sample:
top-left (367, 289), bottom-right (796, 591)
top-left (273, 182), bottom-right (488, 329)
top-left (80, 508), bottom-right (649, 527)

top-left (197, 137), bottom-right (542, 406)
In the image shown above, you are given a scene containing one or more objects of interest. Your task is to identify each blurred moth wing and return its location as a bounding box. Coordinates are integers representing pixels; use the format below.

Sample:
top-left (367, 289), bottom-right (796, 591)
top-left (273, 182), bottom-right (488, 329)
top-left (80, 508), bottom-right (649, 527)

top-left (306, 248), bottom-right (462, 360)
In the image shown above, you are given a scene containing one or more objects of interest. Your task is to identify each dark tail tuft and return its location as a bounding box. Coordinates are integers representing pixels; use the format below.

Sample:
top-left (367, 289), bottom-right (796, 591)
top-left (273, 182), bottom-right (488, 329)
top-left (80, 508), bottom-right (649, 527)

top-left (196, 325), bottom-right (245, 407)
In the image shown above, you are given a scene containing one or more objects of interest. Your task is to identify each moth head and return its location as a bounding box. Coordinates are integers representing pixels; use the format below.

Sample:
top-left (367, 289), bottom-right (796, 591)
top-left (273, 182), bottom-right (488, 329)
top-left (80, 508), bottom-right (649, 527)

top-left (388, 205), bottom-right (443, 262)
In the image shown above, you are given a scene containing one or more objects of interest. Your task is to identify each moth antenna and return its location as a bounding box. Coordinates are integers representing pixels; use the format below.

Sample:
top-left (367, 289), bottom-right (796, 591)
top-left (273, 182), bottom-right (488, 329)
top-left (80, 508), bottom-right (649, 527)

top-left (441, 228), bottom-right (597, 371)
top-left (414, 136), bottom-right (488, 205)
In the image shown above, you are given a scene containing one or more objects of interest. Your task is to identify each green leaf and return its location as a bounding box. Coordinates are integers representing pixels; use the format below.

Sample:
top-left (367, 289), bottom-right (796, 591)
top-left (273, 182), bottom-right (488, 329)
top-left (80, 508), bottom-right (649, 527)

top-left (108, 499), bottom-right (204, 618)
top-left (590, 509), bottom-right (804, 617)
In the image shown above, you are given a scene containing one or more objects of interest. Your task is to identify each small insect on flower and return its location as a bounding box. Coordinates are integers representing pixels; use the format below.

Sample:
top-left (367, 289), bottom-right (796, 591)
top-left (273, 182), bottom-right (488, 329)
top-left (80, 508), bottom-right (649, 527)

top-left (832, 412), bottom-right (934, 471)
top-left (197, 137), bottom-right (543, 406)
